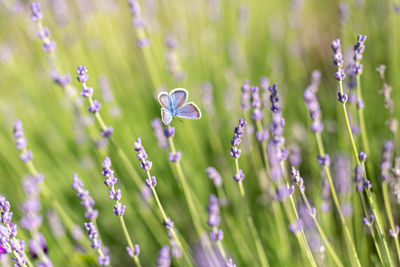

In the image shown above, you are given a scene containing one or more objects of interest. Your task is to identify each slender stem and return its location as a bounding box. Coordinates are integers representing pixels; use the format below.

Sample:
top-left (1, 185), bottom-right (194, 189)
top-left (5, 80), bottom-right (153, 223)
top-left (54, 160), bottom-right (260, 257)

top-left (145, 170), bottom-right (194, 266)
top-left (315, 132), bottom-right (361, 267)
top-left (358, 192), bottom-right (384, 264)
top-left (234, 158), bottom-right (269, 267)
top-left (119, 215), bottom-right (142, 267)
top-left (383, 182), bottom-right (400, 264)
top-left (278, 158), bottom-right (317, 267)
top-left (337, 78), bottom-right (393, 266)
top-left (300, 191), bottom-right (344, 267)
top-left (167, 133), bottom-right (218, 266)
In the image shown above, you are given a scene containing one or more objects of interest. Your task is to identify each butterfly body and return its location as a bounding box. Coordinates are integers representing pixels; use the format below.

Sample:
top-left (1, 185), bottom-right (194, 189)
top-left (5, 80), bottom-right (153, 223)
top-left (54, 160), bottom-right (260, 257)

top-left (158, 88), bottom-right (201, 125)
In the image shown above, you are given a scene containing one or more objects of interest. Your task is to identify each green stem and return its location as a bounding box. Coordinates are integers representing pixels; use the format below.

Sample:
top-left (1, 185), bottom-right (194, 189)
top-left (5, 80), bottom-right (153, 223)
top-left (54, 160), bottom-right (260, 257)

top-left (118, 215), bottom-right (142, 267)
top-left (300, 191), bottom-right (344, 267)
top-left (383, 181), bottom-right (400, 264)
top-left (235, 158), bottom-right (269, 267)
top-left (146, 170), bottom-right (194, 266)
top-left (315, 132), bottom-right (361, 267)
top-left (338, 78), bottom-right (393, 266)
top-left (167, 133), bottom-right (218, 265)
top-left (358, 192), bottom-right (384, 264)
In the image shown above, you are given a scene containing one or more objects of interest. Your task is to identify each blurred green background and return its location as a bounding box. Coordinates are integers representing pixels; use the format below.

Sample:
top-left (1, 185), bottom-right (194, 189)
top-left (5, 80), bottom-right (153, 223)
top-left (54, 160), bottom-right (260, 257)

top-left (0, 0), bottom-right (400, 266)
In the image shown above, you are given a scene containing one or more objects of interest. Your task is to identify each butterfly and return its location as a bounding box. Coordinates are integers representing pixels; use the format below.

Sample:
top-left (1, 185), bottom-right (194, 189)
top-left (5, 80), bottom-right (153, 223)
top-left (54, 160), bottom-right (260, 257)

top-left (158, 88), bottom-right (201, 125)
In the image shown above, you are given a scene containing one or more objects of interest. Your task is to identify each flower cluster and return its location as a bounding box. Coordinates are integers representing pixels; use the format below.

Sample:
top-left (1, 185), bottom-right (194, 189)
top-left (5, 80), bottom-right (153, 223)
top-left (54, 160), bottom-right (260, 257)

top-left (13, 120), bottom-right (32, 163)
top-left (156, 245), bottom-right (171, 267)
top-left (207, 195), bottom-right (223, 241)
top-left (380, 141), bottom-right (395, 182)
top-left (331, 39), bottom-right (345, 81)
top-left (0, 196), bottom-right (28, 267)
top-left (303, 70), bottom-right (323, 133)
top-left (290, 167), bottom-right (305, 192)
top-left (102, 157), bottom-right (126, 216)
top-left (240, 80), bottom-right (251, 110)
top-left (77, 65), bottom-right (113, 138)
top-left (133, 138), bottom-right (153, 171)
top-left (352, 34), bottom-right (367, 74)
top-left (250, 86), bottom-right (263, 121)
top-left (206, 167), bottom-right (222, 187)
top-left (268, 84), bottom-right (287, 160)
top-left (30, 3), bottom-right (56, 52)
top-left (128, 0), bottom-right (150, 48)
top-left (230, 118), bottom-right (247, 159)
top-left (19, 174), bottom-right (44, 232)
top-left (151, 119), bottom-right (169, 149)
top-left (84, 222), bottom-right (110, 266)
top-left (126, 244), bottom-right (140, 258)
top-left (72, 174), bottom-right (98, 221)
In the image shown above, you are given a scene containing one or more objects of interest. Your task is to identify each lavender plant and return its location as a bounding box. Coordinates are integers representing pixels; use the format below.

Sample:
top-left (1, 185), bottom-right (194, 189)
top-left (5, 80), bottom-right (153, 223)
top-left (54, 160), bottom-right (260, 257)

top-left (3, 0), bottom-right (400, 266)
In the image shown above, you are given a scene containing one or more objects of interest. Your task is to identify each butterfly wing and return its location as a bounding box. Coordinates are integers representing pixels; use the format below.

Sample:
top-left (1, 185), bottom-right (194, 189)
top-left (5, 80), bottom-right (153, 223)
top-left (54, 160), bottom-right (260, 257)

top-left (175, 102), bottom-right (202, 119)
top-left (161, 108), bottom-right (173, 125)
top-left (170, 88), bottom-right (188, 109)
top-left (158, 92), bottom-right (171, 109)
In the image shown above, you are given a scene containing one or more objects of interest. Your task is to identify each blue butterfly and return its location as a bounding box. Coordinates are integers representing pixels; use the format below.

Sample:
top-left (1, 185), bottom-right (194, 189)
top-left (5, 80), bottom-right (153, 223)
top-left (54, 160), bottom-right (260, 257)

top-left (158, 88), bottom-right (201, 125)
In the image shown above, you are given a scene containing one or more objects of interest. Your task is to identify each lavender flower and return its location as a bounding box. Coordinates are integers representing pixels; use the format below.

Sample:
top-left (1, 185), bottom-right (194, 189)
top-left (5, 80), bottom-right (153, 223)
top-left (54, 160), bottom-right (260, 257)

top-left (46, 210), bottom-right (65, 239)
top-left (240, 80), bottom-right (251, 110)
top-left (30, 3), bottom-right (43, 22)
top-left (19, 174), bottom-right (44, 232)
top-left (72, 174), bottom-right (99, 221)
top-left (304, 70), bottom-right (323, 133)
top-left (0, 196), bottom-right (29, 267)
top-left (380, 141), bottom-right (395, 182)
top-left (157, 245), bottom-right (171, 267)
top-left (129, 0), bottom-right (150, 48)
top-left (101, 157), bottom-right (126, 216)
top-left (77, 65), bottom-right (113, 138)
top-left (207, 195), bottom-right (223, 241)
top-left (206, 167), bottom-right (222, 187)
top-left (13, 120), bottom-right (32, 163)
top-left (133, 138), bottom-right (153, 171)
top-left (354, 165), bottom-right (365, 192)
top-left (151, 119), bottom-right (169, 149)
top-left (84, 222), bottom-right (110, 265)
top-left (230, 118), bottom-right (247, 159)
top-left (331, 39), bottom-right (345, 81)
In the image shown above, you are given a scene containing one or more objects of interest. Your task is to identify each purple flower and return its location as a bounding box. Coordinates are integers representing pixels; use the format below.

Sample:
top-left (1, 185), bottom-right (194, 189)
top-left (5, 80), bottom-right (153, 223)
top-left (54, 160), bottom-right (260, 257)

top-left (230, 118), bottom-right (247, 158)
top-left (163, 127), bottom-right (175, 138)
top-left (113, 203), bottom-right (126, 216)
top-left (81, 87), bottom-right (94, 98)
top-left (233, 169), bottom-right (245, 182)
top-left (240, 80), bottom-right (251, 110)
top-left (52, 73), bottom-right (71, 88)
top-left (304, 72), bottom-right (323, 133)
top-left (152, 119), bottom-right (169, 149)
top-left (145, 176), bottom-right (157, 188)
top-left (88, 99), bottom-right (101, 113)
top-left (380, 140), bottom-right (394, 182)
top-left (100, 126), bottom-right (113, 138)
top-left (317, 154), bottom-right (331, 167)
top-left (289, 219), bottom-right (303, 234)
top-left (210, 229), bottom-right (223, 241)
top-left (275, 185), bottom-right (294, 201)
top-left (290, 167), bottom-right (304, 191)
top-left (72, 174), bottom-right (99, 220)
top-left (30, 3), bottom-right (43, 22)
top-left (206, 167), bottom-right (222, 187)
top-left (157, 245), bottom-right (171, 267)
top-left (77, 65), bottom-right (89, 83)
top-left (207, 195), bottom-right (221, 228)
top-left (163, 218), bottom-right (174, 229)
top-left (168, 152), bottom-right (181, 162)
top-left (134, 138), bottom-right (153, 171)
